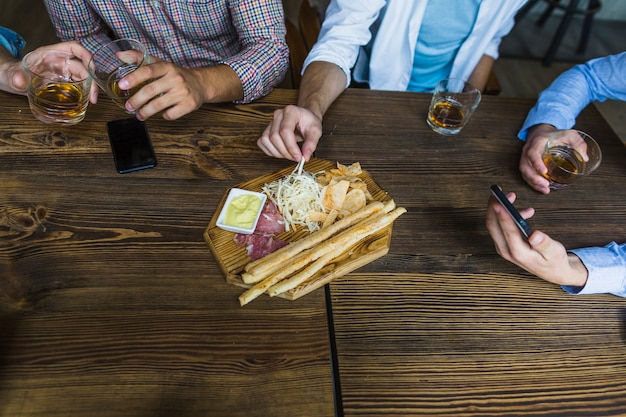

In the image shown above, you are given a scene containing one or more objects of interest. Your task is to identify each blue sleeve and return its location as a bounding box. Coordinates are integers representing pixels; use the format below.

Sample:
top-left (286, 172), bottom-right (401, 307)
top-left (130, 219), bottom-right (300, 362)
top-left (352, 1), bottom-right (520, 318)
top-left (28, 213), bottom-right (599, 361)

top-left (0, 26), bottom-right (26, 59)
top-left (562, 242), bottom-right (626, 297)
top-left (518, 52), bottom-right (626, 140)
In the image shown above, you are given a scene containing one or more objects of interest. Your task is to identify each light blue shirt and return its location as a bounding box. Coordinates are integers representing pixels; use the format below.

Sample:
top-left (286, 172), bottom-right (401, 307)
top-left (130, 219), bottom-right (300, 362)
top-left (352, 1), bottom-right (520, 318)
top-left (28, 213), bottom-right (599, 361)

top-left (519, 52), bottom-right (626, 297)
top-left (0, 26), bottom-right (26, 59)
top-left (407, 0), bottom-right (481, 92)
top-left (519, 52), bottom-right (626, 140)
top-left (565, 243), bottom-right (626, 297)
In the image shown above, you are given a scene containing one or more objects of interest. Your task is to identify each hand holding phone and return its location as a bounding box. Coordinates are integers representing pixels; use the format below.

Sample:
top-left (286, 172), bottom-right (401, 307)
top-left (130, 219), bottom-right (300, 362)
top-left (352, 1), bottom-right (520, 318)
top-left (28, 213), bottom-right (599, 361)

top-left (107, 117), bottom-right (157, 174)
top-left (490, 184), bottom-right (534, 239)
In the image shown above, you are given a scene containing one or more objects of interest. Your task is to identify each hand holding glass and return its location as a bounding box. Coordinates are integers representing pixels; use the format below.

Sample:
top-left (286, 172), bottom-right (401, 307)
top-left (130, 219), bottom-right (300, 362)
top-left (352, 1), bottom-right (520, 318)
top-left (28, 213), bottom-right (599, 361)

top-left (427, 78), bottom-right (481, 135)
top-left (541, 129), bottom-right (602, 190)
top-left (22, 49), bottom-right (92, 124)
top-left (88, 39), bottom-right (150, 113)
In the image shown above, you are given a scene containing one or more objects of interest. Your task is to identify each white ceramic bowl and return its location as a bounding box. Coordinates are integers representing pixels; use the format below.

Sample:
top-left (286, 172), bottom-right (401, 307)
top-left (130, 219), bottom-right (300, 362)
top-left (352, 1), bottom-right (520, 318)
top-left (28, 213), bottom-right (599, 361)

top-left (216, 188), bottom-right (267, 234)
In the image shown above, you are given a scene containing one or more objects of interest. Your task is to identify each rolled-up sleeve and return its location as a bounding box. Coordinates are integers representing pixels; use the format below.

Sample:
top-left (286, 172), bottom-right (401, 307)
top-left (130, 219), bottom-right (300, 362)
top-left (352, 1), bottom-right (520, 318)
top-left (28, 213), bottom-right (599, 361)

top-left (223, 0), bottom-right (289, 103)
top-left (562, 242), bottom-right (626, 297)
top-left (303, 0), bottom-right (384, 87)
top-left (518, 52), bottom-right (626, 140)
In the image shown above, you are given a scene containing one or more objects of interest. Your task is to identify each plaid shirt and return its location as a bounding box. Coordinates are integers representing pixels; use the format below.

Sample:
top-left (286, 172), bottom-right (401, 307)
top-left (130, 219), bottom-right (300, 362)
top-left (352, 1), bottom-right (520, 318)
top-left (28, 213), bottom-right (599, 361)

top-left (43, 0), bottom-right (288, 103)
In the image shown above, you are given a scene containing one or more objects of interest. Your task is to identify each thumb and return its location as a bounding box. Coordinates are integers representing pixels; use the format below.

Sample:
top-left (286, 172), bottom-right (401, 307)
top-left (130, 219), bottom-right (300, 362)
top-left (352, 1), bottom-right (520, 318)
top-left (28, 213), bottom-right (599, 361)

top-left (528, 231), bottom-right (558, 259)
top-left (300, 140), bottom-right (318, 162)
top-left (10, 70), bottom-right (27, 92)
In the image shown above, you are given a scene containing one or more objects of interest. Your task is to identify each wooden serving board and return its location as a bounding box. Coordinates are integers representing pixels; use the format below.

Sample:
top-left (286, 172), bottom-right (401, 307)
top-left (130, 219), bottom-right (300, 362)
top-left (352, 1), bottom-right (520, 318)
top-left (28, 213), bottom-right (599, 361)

top-left (204, 158), bottom-right (394, 301)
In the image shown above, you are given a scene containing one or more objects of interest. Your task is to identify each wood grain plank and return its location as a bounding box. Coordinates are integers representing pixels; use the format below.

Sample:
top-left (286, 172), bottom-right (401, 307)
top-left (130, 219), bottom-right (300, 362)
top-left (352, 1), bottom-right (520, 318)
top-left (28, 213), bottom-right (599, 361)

top-left (330, 273), bottom-right (626, 416)
top-left (0, 90), bottom-right (334, 417)
top-left (319, 89), bottom-right (626, 416)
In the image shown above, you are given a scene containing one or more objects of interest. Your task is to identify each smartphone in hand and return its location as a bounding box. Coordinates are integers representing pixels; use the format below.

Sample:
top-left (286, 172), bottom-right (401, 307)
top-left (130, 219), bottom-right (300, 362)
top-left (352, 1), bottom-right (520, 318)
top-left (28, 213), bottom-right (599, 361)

top-left (490, 184), bottom-right (534, 239)
top-left (107, 117), bottom-right (157, 174)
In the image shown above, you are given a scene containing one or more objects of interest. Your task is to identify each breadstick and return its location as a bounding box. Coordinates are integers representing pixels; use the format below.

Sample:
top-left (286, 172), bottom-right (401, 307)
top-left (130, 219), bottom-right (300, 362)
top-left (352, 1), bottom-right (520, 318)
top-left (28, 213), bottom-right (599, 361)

top-left (241, 200), bottom-right (390, 284)
top-left (251, 205), bottom-right (404, 285)
top-left (238, 271), bottom-right (290, 307)
top-left (239, 207), bottom-right (406, 306)
top-left (266, 252), bottom-right (337, 297)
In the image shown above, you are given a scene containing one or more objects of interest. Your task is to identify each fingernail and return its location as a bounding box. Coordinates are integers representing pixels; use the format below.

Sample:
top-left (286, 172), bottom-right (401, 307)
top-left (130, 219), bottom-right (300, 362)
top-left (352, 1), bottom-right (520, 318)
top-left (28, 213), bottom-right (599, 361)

top-left (125, 102), bottom-right (135, 112)
top-left (118, 79), bottom-right (129, 89)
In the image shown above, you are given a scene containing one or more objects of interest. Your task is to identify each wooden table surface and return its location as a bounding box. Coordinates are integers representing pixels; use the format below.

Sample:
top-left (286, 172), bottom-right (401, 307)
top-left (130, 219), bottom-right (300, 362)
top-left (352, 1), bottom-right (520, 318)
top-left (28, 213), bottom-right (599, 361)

top-left (0, 90), bottom-right (334, 417)
top-left (316, 90), bottom-right (626, 416)
top-left (0, 87), bottom-right (624, 417)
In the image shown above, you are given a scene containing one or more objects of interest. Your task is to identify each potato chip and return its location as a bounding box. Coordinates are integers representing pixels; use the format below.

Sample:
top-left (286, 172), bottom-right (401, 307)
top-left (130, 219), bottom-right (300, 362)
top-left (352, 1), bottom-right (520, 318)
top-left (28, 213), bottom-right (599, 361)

top-left (337, 162), bottom-right (362, 176)
top-left (313, 162), bottom-right (374, 227)
top-left (322, 179), bottom-right (350, 211)
top-left (342, 188), bottom-right (367, 214)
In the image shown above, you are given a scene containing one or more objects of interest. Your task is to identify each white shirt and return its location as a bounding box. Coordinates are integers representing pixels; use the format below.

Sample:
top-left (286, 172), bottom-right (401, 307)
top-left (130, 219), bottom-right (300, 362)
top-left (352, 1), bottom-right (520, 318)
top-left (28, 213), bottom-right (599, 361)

top-left (304, 0), bottom-right (527, 90)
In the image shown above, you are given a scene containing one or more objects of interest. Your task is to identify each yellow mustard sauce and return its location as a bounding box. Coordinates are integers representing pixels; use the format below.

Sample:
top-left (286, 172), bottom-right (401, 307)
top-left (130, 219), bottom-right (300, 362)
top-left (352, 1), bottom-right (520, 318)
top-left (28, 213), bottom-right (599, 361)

top-left (224, 194), bottom-right (262, 229)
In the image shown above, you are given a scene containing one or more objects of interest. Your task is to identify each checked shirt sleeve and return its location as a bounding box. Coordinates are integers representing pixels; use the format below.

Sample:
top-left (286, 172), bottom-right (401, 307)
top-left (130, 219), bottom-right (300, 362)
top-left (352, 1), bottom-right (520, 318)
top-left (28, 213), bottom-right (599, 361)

top-left (43, 0), bottom-right (113, 52)
top-left (222, 0), bottom-right (289, 103)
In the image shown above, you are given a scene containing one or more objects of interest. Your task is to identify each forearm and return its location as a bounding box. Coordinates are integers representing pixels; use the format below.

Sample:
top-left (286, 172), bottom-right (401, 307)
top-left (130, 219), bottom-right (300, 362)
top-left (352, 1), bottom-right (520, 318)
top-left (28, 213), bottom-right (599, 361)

top-left (565, 253), bottom-right (589, 287)
top-left (297, 61), bottom-right (348, 120)
top-left (0, 44), bottom-right (16, 69)
top-left (226, 0), bottom-right (288, 102)
top-left (467, 54), bottom-right (494, 93)
top-left (195, 64), bottom-right (244, 103)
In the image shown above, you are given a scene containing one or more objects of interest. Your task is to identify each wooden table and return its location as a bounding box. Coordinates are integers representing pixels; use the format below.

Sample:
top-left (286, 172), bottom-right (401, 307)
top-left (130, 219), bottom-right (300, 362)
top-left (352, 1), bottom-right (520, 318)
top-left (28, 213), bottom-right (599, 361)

top-left (316, 89), bottom-right (626, 416)
top-left (0, 88), bottom-right (624, 417)
top-left (0, 90), bottom-right (335, 417)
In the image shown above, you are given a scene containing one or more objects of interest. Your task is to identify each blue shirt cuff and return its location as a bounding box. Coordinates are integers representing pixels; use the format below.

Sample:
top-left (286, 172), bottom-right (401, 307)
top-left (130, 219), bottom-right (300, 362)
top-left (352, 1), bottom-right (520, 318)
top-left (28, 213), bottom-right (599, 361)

top-left (562, 242), bottom-right (626, 297)
top-left (0, 26), bottom-right (26, 59)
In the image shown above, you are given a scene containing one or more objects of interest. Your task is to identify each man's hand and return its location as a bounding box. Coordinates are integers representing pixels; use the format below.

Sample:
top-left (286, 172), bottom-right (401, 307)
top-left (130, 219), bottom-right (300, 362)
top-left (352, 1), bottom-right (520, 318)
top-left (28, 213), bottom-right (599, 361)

top-left (257, 104), bottom-right (323, 162)
top-left (256, 61), bottom-right (348, 162)
top-left (0, 41), bottom-right (96, 101)
top-left (486, 190), bottom-right (588, 287)
top-left (519, 124), bottom-right (557, 194)
top-left (120, 59), bottom-right (243, 121)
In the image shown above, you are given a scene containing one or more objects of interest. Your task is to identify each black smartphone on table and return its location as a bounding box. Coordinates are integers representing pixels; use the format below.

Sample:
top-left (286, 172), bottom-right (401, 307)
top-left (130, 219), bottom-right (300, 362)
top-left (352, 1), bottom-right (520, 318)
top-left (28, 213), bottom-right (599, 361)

top-left (490, 184), bottom-right (534, 240)
top-left (107, 117), bottom-right (157, 174)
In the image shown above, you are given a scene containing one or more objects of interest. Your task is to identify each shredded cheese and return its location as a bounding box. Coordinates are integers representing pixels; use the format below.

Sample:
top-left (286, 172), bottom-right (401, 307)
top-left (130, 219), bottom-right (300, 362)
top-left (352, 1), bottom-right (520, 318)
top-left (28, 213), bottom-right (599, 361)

top-left (262, 159), bottom-right (324, 233)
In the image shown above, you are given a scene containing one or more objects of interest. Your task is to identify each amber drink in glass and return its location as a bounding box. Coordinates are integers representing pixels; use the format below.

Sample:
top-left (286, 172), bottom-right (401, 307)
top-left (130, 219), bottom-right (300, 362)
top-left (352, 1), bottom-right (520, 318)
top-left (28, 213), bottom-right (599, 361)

top-left (22, 50), bottom-right (92, 124)
top-left (427, 78), bottom-right (481, 135)
top-left (541, 129), bottom-right (602, 190)
top-left (88, 39), bottom-right (150, 113)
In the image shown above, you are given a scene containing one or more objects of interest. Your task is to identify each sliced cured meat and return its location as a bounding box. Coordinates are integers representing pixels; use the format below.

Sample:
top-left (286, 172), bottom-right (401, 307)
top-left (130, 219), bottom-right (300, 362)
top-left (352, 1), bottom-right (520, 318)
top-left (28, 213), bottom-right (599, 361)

top-left (234, 233), bottom-right (288, 260)
top-left (233, 200), bottom-right (288, 260)
top-left (255, 200), bottom-right (285, 235)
